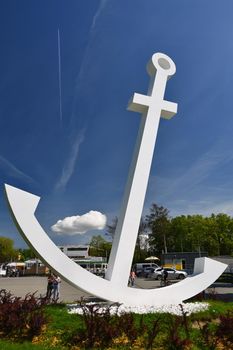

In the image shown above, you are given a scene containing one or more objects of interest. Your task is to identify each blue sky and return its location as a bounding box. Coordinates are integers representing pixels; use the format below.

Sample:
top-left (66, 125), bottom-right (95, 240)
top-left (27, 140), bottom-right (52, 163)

top-left (1, 0), bottom-right (233, 247)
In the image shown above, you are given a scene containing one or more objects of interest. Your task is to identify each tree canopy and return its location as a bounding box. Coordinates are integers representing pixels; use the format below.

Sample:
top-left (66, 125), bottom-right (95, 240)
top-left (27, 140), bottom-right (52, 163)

top-left (146, 204), bottom-right (233, 257)
top-left (89, 235), bottom-right (112, 259)
top-left (106, 203), bottom-right (233, 259)
top-left (0, 236), bottom-right (18, 263)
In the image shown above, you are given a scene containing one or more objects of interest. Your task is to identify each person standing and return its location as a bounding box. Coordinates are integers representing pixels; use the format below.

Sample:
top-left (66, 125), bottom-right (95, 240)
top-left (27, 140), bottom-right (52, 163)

top-left (162, 268), bottom-right (168, 286)
top-left (129, 270), bottom-right (136, 287)
top-left (52, 274), bottom-right (61, 301)
top-left (46, 273), bottom-right (54, 299)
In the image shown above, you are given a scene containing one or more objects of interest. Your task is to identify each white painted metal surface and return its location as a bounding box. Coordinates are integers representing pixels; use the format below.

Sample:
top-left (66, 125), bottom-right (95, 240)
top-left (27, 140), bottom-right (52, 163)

top-left (4, 53), bottom-right (227, 306)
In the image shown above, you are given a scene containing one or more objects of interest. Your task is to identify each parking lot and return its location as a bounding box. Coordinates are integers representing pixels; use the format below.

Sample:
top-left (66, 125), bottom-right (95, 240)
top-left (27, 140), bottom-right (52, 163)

top-left (0, 275), bottom-right (232, 303)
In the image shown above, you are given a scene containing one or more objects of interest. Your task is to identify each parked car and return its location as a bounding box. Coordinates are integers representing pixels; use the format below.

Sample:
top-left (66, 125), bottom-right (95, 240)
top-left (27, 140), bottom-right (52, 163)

top-left (141, 267), bottom-right (156, 278)
top-left (133, 263), bottom-right (159, 277)
top-left (152, 267), bottom-right (187, 280)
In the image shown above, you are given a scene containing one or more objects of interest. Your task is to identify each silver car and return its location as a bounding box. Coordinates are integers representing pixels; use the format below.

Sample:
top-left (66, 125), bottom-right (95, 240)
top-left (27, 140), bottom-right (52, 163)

top-left (152, 267), bottom-right (187, 280)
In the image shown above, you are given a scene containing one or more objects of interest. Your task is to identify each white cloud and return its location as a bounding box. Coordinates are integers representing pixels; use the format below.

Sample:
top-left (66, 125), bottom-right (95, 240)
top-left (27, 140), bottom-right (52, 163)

top-left (51, 210), bottom-right (107, 235)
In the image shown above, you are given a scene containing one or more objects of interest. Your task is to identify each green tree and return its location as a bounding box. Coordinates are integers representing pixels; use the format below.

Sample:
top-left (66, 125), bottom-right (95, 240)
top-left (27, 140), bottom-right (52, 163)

top-left (89, 235), bottom-right (111, 259)
top-left (206, 214), bottom-right (233, 256)
top-left (170, 214), bottom-right (219, 255)
top-left (186, 215), bottom-right (207, 255)
top-left (169, 213), bottom-right (233, 256)
top-left (146, 204), bottom-right (171, 254)
top-left (18, 247), bottom-right (37, 261)
top-left (0, 236), bottom-right (17, 262)
top-left (170, 215), bottom-right (190, 252)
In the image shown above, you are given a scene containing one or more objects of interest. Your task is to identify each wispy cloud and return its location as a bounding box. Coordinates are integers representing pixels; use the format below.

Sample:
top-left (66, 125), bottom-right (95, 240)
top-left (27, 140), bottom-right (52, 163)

top-left (57, 1), bottom-right (107, 190)
top-left (150, 137), bottom-right (233, 201)
top-left (91, 0), bottom-right (108, 32)
top-left (205, 199), bottom-right (233, 216)
top-left (55, 1), bottom-right (108, 191)
top-left (78, 0), bottom-right (109, 80)
top-left (55, 129), bottom-right (85, 191)
top-left (167, 196), bottom-right (233, 218)
top-left (69, 0), bottom-right (109, 127)
top-left (0, 155), bottom-right (36, 185)
top-left (145, 137), bottom-right (233, 217)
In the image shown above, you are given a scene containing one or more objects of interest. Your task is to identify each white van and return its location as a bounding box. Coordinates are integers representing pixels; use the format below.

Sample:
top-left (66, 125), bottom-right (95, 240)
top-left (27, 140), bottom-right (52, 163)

top-left (133, 263), bottom-right (159, 277)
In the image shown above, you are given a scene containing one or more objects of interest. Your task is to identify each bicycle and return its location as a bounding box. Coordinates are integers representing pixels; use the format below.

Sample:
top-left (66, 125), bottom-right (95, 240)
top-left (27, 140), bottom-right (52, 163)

top-left (160, 278), bottom-right (171, 287)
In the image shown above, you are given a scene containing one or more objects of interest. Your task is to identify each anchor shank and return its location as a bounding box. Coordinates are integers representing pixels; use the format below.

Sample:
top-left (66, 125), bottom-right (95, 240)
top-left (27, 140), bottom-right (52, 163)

top-left (106, 53), bottom-right (177, 287)
top-left (106, 107), bottom-right (162, 286)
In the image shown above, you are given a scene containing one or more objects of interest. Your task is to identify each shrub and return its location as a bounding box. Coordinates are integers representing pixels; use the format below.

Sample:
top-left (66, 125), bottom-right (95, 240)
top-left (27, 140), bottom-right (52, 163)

top-left (0, 289), bottom-right (48, 340)
top-left (69, 303), bottom-right (163, 349)
top-left (195, 319), bottom-right (218, 350)
top-left (69, 302), bottom-right (121, 348)
top-left (216, 311), bottom-right (233, 346)
top-left (143, 314), bottom-right (161, 350)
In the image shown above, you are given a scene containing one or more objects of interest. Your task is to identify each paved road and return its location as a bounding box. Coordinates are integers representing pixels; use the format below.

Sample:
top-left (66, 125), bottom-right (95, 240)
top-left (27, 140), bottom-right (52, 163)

top-left (0, 276), bottom-right (91, 303)
top-left (0, 276), bottom-right (232, 303)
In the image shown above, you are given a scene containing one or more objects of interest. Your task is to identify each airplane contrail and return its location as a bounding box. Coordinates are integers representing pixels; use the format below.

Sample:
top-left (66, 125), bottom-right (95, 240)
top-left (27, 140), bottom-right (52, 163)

top-left (57, 28), bottom-right (63, 126)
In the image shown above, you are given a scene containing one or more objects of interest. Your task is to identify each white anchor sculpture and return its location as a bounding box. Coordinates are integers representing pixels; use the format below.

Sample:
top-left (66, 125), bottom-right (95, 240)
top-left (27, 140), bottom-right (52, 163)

top-left (5, 53), bottom-right (226, 306)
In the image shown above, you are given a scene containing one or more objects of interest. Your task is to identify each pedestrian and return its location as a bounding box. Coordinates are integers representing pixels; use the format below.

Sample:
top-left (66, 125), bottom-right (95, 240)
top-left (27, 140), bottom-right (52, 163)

top-left (162, 268), bottom-right (168, 285)
top-left (52, 274), bottom-right (61, 301)
top-left (46, 273), bottom-right (54, 299)
top-left (130, 270), bottom-right (136, 287)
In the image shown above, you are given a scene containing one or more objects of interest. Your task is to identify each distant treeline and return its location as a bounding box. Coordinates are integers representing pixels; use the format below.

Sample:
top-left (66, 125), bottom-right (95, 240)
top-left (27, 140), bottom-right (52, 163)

top-left (106, 203), bottom-right (233, 258)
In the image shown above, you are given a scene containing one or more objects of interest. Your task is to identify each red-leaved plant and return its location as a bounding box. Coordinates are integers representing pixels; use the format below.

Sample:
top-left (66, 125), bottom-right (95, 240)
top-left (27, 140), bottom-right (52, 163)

top-left (0, 289), bottom-right (48, 340)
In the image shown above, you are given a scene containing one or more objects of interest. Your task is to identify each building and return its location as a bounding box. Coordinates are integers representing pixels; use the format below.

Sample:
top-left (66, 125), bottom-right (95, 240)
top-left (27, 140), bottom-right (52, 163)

top-left (58, 244), bottom-right (107, 276)
top-left (161, 252), bottom-right (208, 274)
top-left (58, 245), bottom-right (90, 259)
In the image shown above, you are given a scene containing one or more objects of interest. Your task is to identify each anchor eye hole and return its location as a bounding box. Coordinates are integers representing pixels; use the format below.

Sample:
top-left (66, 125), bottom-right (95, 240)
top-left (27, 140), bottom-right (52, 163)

top-left (148, 53), bottom-right (176, 77)
top-left (158, 58), bottom-right (171, 70)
